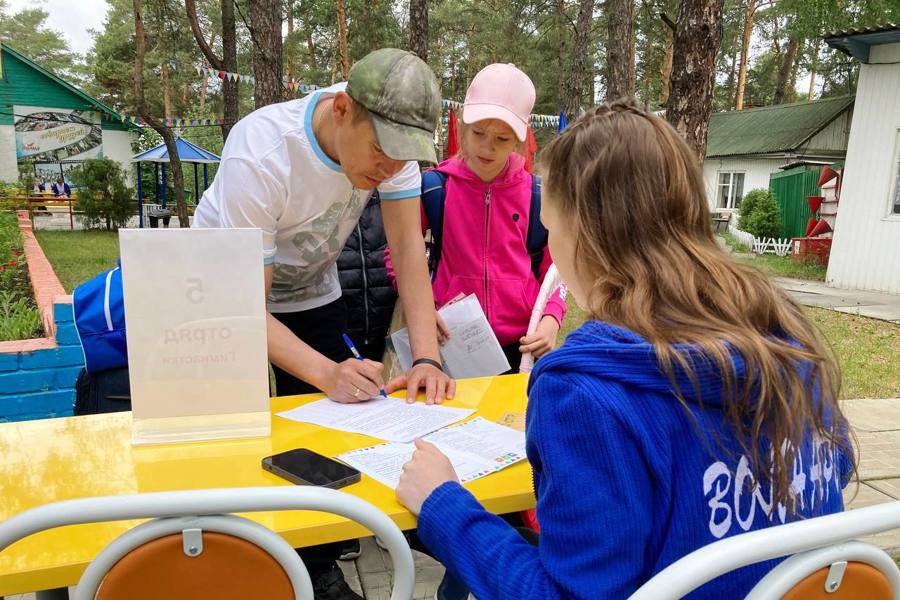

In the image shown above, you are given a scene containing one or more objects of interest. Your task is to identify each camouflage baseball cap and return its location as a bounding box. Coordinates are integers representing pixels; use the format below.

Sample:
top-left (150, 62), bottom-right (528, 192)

top-left (346, 48), bottom-right (440, 164)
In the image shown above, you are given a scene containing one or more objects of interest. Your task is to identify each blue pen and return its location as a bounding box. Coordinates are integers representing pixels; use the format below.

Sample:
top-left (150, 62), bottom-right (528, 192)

top-left (342, 333), bottom-right (387, 398)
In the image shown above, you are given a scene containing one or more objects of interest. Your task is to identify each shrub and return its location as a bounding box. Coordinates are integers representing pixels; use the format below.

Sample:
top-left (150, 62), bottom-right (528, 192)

top-left (737, 188), bottom-right (767, 231)
top-left (742, 189), bottom-right (782, 239)
top-left (70, 159), bottom-right (134, 231)
top-left (0, 181), bottom-right (28, 210)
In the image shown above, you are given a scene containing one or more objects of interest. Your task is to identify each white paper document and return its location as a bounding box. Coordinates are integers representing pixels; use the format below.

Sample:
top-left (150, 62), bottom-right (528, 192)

top-left (276, 396), bottom-right (475, 442)
top-left (337, 417), bottom-right (527, 489)
top-left (389, 294), bottom-right (510, 378)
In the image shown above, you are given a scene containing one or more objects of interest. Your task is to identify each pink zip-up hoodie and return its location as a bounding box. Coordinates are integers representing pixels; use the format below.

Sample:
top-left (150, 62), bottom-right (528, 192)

top-left (387, 153), bottom-right (566, 347)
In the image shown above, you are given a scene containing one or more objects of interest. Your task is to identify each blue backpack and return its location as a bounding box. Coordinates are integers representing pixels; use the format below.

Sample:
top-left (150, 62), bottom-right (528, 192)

top-left (73, 262), bottom-right (128, 374)
top-left (421, 169), bottom-right (548, 280)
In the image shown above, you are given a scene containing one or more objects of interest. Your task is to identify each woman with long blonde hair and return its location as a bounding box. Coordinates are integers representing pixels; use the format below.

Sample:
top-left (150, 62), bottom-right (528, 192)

top-left (395, 100), bottom-right (855, 599)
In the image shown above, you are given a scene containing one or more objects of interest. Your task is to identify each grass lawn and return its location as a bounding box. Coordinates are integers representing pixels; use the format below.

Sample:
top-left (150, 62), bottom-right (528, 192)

top-left (34, 230), bottom-right (120, 293)
top-left (559, 301), bottom-right (899, 400)
top-left (719, 232), bottom-right (827, 281)
top-left (735, 254), bottom-right (827, 282)
top-left (805, 306), bottom-right (900, 399)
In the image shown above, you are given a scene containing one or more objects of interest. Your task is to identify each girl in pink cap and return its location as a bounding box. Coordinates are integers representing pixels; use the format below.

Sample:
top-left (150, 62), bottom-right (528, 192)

top-left (388, 63), bottom-right (566, 373)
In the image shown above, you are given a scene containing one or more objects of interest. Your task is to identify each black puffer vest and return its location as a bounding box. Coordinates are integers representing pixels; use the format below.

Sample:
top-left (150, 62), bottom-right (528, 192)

top-left (338, 193), bottom-right (398, 361)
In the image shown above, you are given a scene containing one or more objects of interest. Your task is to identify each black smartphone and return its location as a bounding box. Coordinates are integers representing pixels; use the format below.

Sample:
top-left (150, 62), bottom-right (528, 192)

top-left (261, 448), bottom-right (361, 489)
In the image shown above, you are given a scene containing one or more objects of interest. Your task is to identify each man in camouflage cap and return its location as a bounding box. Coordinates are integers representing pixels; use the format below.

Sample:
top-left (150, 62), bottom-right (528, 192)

top-left (193, 49), bottom-right (453, 600)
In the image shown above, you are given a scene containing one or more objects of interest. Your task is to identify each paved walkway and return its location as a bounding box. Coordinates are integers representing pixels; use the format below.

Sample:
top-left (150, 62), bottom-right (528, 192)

top-left (30, 213), bottom-right (194, 231)
top-left (8, 398), bottom-right (900, 600)
top-left (714, 235), bottom-right (900, 323)
top-left (777, 277), bottom-right (900, 323)
top-left (838, 397), bottom-right (900, 552)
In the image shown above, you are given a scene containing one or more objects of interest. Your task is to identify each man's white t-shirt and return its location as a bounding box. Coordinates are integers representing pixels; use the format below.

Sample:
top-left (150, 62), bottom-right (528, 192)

top-left (193, 83), bottom-right (421, 313)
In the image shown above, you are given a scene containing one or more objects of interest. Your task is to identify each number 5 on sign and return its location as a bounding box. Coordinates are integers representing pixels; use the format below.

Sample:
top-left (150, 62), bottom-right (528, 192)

top-left (119, 228), bottom-right (270, 445)
top-left (185, 278), bottom-right (204, 304)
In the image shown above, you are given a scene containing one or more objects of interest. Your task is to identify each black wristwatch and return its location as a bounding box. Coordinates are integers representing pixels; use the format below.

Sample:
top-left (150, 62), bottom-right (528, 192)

top-left (412, 358), bottom-right (443, 372)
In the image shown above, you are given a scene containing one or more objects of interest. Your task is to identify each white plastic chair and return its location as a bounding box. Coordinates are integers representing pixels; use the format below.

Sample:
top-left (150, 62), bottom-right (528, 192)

top-left (628, 499), bottom-right (900, 599)
top-left (0, 486), bottom-right (415, 600)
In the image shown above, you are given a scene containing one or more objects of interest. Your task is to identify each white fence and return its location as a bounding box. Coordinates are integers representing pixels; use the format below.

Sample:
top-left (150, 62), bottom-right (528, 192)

top-left (727, 223), bottom-right (791, 257)
top-left (752, 237), bottom-right (792, 257)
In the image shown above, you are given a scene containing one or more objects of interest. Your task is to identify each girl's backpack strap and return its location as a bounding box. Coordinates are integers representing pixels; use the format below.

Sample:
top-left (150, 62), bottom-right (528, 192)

top-left (526, 174), bottom-right (549, 279)
top-left (420, 169), bottom-right (448, 273)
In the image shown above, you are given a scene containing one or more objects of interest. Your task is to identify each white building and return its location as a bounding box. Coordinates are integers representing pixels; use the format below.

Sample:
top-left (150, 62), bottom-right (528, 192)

top-left (0, 43), bottom-right (137, 185)
top-left (703, 97), bottom-right (853, 213)
top-left (824, 24), bottom-right (900, 294)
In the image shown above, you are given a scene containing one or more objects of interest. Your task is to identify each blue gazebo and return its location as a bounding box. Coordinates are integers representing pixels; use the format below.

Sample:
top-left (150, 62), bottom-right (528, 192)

top-left (132, 138), bottom-right (221, 227)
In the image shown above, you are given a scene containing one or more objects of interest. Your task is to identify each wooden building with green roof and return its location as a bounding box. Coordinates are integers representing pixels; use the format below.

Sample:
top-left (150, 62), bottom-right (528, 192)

top-left (0, 42), bottom-right (137, 185)
top-left (703, 96), bottom-right (854, 211)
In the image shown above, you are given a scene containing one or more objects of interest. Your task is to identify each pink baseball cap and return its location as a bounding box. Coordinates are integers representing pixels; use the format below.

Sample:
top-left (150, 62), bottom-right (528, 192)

top-left (463, 63), bottom-right (535, 142)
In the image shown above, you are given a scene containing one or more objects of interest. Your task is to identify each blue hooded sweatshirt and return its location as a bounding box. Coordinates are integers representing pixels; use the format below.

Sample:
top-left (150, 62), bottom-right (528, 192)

top-left (417, 320), bottom-right (852, 599)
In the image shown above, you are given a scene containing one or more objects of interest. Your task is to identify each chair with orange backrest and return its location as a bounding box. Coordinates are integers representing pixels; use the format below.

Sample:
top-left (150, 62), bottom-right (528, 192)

top-left (0, 486), bottom-right (415, 600)
top-left (629, 499), bottom-right (900, 600)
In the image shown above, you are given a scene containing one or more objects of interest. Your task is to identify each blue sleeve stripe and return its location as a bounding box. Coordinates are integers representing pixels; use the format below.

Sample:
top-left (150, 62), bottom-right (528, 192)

top-left (379, 189), bottom-right (421, 200)
top-left (263, 256), bottom-right (275, 265)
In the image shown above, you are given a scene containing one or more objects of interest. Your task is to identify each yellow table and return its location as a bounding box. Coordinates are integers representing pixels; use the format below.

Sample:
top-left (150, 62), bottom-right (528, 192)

top-left (0, 375), bottom-right (533, 595)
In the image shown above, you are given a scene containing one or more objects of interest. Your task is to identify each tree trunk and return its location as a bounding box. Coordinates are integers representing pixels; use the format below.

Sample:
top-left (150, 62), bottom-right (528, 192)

top-left (562, 0), bottom-right (594, 117)
top-left (666, 0), bottom-right (725, 161)
top-left (774, 36), bottom-right (798, 104)
top-left (161, 63), bottom-right (172, 118)
top-left (198, 30), bottom-right (216, 110)
top-left (250, 0), bottom-right (284, 107)
top-left (606, 0), bottom-right (633, 101)
top-left (659, 31), bottom-right (674, 106)
top-left (133, 0), bottom-right (188, 227)
top-left (734, 0), bottom-right (756, 110)
top-left (409, 0), bottom-right (428, 61)
top-left (724, 49), bottom-right (737, 108)
top-left (789, 40), bottom-right (800, 95)
top-left (465, 0), bottom-right (481, 88)
top-left (220, 0), bottom-right (238, 138)
top-left (556, 0), bottom-right (567, 109)
top-left (335, 0), bottom-right (350, 79)
top-left (659, 13), bottom-right (676, 109)
top-left (807, 44), bottom-right (817, 101)
top-left (628, 1), bottom-right (636, 97)
top-left (287, 0), bottom-right (295, 83)
top-left (306, 28), bottom-right (318, 71)
top-left (185, 0), bottom-right (238, 140)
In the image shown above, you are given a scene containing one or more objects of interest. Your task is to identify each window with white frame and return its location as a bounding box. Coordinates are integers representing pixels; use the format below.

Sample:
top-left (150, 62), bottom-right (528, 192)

top-left (717, 171), bottom-right (745, 209)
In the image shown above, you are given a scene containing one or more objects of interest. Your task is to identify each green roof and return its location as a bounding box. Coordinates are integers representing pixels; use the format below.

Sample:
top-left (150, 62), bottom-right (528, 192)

top-left (705, 96), bottom-right (854, 158)
top-left (0, 42), bottom-right (136, 130)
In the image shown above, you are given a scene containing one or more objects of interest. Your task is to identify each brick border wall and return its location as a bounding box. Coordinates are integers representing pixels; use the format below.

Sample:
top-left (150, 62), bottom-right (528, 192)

top-left (0, 211), bottom-right (84, 420)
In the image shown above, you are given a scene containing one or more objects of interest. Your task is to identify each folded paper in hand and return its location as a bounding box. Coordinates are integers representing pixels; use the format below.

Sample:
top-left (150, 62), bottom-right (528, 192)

top-left (389, 294), bottom-right (510, 378)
